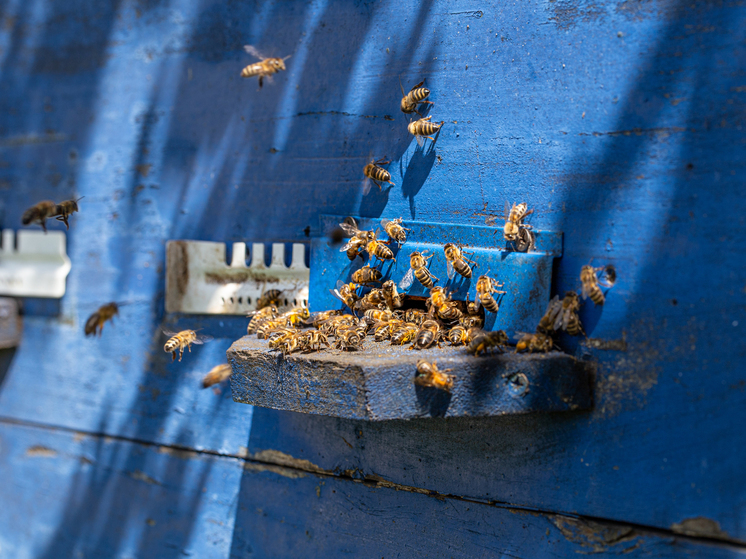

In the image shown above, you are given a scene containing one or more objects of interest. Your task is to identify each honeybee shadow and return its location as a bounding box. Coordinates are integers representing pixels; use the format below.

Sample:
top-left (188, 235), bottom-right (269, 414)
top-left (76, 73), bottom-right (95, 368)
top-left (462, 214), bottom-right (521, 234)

top-left (577, 295), bottom-right (604, 337)
top-left (400, 142), bottom-right (437, 219)
top-left (361, 184), bottom-right (395, 219)
top-left (414, 383), bottom-right (453, 417)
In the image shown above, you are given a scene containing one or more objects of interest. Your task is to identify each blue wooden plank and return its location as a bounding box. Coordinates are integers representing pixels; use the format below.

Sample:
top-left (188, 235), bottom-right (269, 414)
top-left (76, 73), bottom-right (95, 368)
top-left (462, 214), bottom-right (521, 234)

top-left (0, 421), bottom-right (244, 559)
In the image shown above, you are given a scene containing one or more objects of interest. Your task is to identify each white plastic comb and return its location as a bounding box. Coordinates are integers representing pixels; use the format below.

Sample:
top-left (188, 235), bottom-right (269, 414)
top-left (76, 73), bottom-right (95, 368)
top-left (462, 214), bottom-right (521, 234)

top-left (165, 241), bottom-right (309, 315)
top-left (0, 230), bottom-right (72, 298)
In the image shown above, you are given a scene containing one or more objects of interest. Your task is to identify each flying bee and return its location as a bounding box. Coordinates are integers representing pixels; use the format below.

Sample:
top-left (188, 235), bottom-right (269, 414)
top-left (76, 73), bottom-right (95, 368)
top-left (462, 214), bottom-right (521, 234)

top-left (256, 289), bottom-right (283, 310)
top-left (390, 323), bottom-right (419, 345)
top-left (408, 116), bottom-right (444, 146)
top-left (366, 235), bottom-right (394, 263)
top-left (399, 251), bottom-right (438, 290)
top-left (351, 265), bottom-right (383, 286)
top-left (552, 291), bottom-right (583, 336)
top-left (414, 360), bottom-right (453, 392)
top-left (241, 45), bottom-right (290, 88)
top-left (299, 330), bottom-right (329, 352)
top-left (475, 275), bottom-right (507, 313)
top-left (339, 218), bottom-right (376, 260)
top-left (163, 329), bottom-right (213, 362)
top-left (363, 158), bottom-right (395, 193)
top-left (21, 200), bottom-right (56, 232)
top-left (503, 202), bottom-right (534, 245)
top-left (84, 302), bottom-right (120, 337)
top-left (515, 332), bottom-right (554, 353)
top-left (202, 364), bottom-right (232, 389)
top-left (256, 318), bottom-right (290, 339)
top-left (468, 330), bottom-right (510, 356)
top-left (53, 196), bottom-right (83, 229)
top-left (330, 281), bottom-right (359, 311)
top-left (381, 217), bottom-right (410, 247)
top-left (381, 280), bottom-right (404, 310)
top-left (444, 243), bottom-right (476, 280)
top-left (411, 319), bottom-right (441, 350)
top-left (400, 79), bottom-right (433, 116)
top-left (580, 264), bottom-right (615, 306)
top-left (247, 305), bottom-right (278, 334)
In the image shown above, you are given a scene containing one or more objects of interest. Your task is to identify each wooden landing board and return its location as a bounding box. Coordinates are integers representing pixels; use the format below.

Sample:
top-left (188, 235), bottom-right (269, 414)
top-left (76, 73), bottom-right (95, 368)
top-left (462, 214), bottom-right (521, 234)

top-left (229, 336), bottom-right (593, 420)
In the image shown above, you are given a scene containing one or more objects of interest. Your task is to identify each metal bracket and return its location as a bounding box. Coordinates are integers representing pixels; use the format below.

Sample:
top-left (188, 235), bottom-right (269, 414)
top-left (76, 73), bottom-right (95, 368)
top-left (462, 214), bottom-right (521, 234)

top-left (165, 241), bottom-right (309, 315)
top-left (0, 230), bottom-right (71, 298)
top-left (310, 216), bottom-right (562, 337)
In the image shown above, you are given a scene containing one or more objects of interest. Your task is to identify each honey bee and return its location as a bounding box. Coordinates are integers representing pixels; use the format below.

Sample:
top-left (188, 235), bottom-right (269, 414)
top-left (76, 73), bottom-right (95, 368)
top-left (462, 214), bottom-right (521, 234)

top-left (553, 291), bottom-right (583, 335)
top-left (241, 45), bottom-right (290, 88)
top-left (84, 302), bottom-right (119, 337)
top-left (363, 158), bottom-right (395, 192)
top-left (381, 217), bottom-right (409, 247)
top-left (390, 323), bottom-right (419, 345)
top-left (400, 79), bottom-right (433, 116)
top-left (399, 251), bottom-right (438, 290)
top-left (319, 314), bottom-right (356, 337)
top-left (447, 325), bottom-right (471, 346)
top-left (459, 314), bottom-right (484, 330)
top-left (465, 294), bottom-right (480, 316)
top-left (408, 116), bottom-right (444, 146)
top-left (352, 264), bottom-right (384, 285)
top-left (580, 264), bottom-right (615, 306)
top-left (339, 219), bottom-right (376, 260)
top-left (309, 309), bottom-right (342, 328)
top-left (373, 319), bottom-right (404, 342)
top-left (411, 319), bottom-right (441, 350)
top-left (404, 309), bottom-right (427, 326)
top-left (53, 197), bottom-right (83, 229)
top-left (414, 360), bottom-right (453, 392)
top-left (280, 306), bottom-right (310, 326)
top-left (366, 235), bottom-right (394, 263)
top-left (299, 329), bottom-right (330, 352)
top-left (444, 243), bottom-right (476, 280)
top-left (163, 329), bottom-right (213, 362)
top-left (381, 280), bottom-right (404, 310)
top-left (515, 332), bottom-right (554, 353)
top-left (256, 318), bottom-right (290, 339)
top-left (202, 364), bottom-right (232, 389)
top-left (334, 323), bottom-right (367, 351)
top-left (358, 289), bottom-right (386, 311)
top-left (537, 295), bottom-right (562, 334)
top-left (427, 286), bottom-right (461, 322)
top-left (256, 289), bottom-right (283, 310)
top-left (267, 327), bottom-right (297, 351)
top-left (364, 308), bottom-right (392, 325)
top-left (468, 330), bottom-right (509, 356)
top-left (330, 281), bottom-right (359, 311)
top-left (475, 275), bottom-right (506, 313)
top-left (503, 202), bottom-right (534, 245)
top-left (22, 200), bottom-right (56, 232)
top-left (247, 305), bottom-right (278, 334)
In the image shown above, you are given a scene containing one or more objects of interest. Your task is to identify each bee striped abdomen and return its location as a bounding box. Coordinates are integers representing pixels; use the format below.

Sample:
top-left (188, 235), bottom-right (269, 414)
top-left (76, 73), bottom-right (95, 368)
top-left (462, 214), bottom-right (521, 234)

top-left (567, 314), bottom-right (583, 336)
top-left (480, 293), bottom-right (499, 313)
top-left (368, 241), bottom-right (394, 260)
top-left (410, 87), bottom-right (430, 103)
top-left (589, 286), bottom-right (605, 305)
top-left (414, 268), bottom-right (434, 288)
top-left (454, 260), bottom-right (472, 278)
top-left (241, 63), bottom-right (264, 78)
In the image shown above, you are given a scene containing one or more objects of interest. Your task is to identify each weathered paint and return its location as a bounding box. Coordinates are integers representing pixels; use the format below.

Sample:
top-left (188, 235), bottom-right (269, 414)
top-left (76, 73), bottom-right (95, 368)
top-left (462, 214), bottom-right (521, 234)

top-left (0, 0), bottom-right (743, 555)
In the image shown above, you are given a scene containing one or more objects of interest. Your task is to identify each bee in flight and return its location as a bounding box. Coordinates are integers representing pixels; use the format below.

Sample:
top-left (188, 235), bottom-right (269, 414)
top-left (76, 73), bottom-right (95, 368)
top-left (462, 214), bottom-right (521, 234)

top-left (400, 79), bottom-right (433, 117)
top-left (84, 302), bottom-right (120, 337)
top-left (241, 45), bottom-right (291, 88)
top-left (53, 197), bottom-right (83, 229)
top-left (503, 202), bottom-right (534, 251)
top-left (21, 200), bottom-right (57, 232)
top-left (408, 116), bottom-right (443, 146)
top-left (381, 217), bottom-right (410, 247)
top-left (202, 364), bottom-right (232, 389)
top-left (414, 359), bottom-right (453, 392)
top-left (444, 243), bottom-right (476, 280)
top-left (163, 329), bottom-right (213, 362)
top-left (399, 251), bottom-right (438, 290)
top-left (330, 280), bottom-right (360, 312)
top-left (475, 275), bottom-right (507, 313)
top-left (363, 158), bottom-right (395, 193)
top-left (580, 264), bottom-right (616, 306)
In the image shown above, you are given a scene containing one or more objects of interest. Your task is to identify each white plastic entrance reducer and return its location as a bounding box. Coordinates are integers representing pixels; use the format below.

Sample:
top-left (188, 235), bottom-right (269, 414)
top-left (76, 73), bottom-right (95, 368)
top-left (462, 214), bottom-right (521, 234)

top-left (0, 230), bottom-right (72, 298)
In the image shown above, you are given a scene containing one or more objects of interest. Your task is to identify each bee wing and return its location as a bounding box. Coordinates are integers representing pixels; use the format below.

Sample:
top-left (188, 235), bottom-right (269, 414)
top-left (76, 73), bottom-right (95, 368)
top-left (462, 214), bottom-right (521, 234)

top-left (580, 282), bottom-right (591, 300)
top-left (446, 259), bottom-right (456, 280)
top-left (380, 218), bottom-right (391, 229)
top-left (553, 306), bottom-right (569, 332)
top-left (340, 239), bottom-right (359, 253)
top-left (339, 222), bottom-right (360, 237)
top-left (193, 334), bottom-right (214, 344)
top-left (243, 45), bottom-right (264, 59)
top-left (399, 268), bottom-right (415, 290)
top-left (415, 135), bottom-right (424, 148)
top-left (162, 328), bottom-right (179, 337)
top-left (362, 177), bottom-right (374, 195)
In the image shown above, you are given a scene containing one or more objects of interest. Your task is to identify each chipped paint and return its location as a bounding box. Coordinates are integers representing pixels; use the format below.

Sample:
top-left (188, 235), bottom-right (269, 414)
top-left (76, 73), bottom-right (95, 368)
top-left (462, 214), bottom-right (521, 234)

top-left (671, 517), bottom-right (731, 542)
top-left (25, 445), bottom-right (57, 458)
top-left (129, 470), bottom-right (160, 485)
top-left (551, 515), bottom-right (641, 553)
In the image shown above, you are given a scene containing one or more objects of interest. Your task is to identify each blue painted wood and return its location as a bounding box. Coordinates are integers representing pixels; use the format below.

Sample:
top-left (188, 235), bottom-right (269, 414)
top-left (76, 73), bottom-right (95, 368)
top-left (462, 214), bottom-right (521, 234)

top-left (229, 336), bottom-right (593, 420)
top-left (310, 214), bottom-right (562, 336)
top-left (0, 0), bottom-right (742, 552)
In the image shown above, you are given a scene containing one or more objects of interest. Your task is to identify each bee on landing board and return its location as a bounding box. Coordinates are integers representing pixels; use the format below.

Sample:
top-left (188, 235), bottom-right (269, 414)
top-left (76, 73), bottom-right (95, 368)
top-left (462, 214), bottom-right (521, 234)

top-left (444, 243), bottom-right (476, 280)
top-left (400, 79), bottom-right (433, 117)
top-left (365, 233), bottom-right (394, 263)
top-left (84, 302), bottom-right (120, 337)
top-left (408, 116), bottom-right (443, 146)
top-left (53, 197), bottom-right (83, 229)
top-left (240, 45), bottom-right (290, 88)
top-left (475, 275), bottom-right (507, 313)
top-left (363, 158), bottom-right (395, 193)
top-left (468, 330), bottom-right (510, 356)
top-left (411, 319), bottom-right (442, 350)
top-left (414, 359), bottom-right (453, 392)
top-left (202, 364), bottom-right (232, 389)
top-left (399, 251), bottom-right (438, 290)
top-left (351, 264), bottom-right (383, 285)
top-left (503, 202), bottom-right (535, 250)
top-left (580, 264), bottom-right (616, 306)
top-left (381, 217), bottom-right (410, 247)
top-left (330, 281), bottom-right (360, 312)
top-left (381, 280), bottom-right (404, 310)
top-left (515, 331), bottom-right (554, 353)
top-left (22, 200), bottom-right (57, 232)
top-left (163, 329), bottom-right (213, 362)
top-left (247, 305), bottom-right (278, 335)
